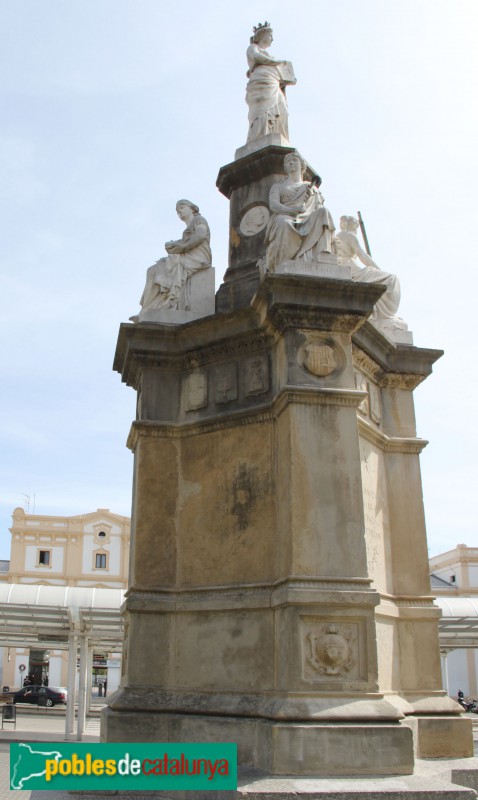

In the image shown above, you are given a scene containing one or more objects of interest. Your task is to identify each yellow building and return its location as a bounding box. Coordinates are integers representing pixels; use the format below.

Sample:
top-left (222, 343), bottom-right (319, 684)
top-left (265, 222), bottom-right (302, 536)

top-left (0, 507), bottom-right (129, 691)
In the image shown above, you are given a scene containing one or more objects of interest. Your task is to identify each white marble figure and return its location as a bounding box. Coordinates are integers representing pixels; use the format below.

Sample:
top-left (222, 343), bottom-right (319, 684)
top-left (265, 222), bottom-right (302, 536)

top-left (264, 152), bottom-right (335, 273)
top-left (335, 216), bottom-right (407, 332)
top-left (139, 200), bottom-right (212, 312)
top-left (245, 22), bottom-right (295, 144)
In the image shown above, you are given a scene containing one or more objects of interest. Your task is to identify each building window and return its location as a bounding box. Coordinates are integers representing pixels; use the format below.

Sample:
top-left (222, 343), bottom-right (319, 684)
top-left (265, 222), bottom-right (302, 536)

top-left (95, 553), bottom-right (107, 569)
top-left (98, 531), bottom-right (106, 539)
top-left (38, 550), bottom-right (51, 566)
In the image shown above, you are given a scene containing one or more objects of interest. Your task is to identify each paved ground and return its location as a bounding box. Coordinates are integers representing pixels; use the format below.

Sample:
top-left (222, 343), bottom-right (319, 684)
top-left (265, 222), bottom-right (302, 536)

top-left (0, 711), bottom-right (476, 799)
top-left (0, 705), bottom-right (102, 799)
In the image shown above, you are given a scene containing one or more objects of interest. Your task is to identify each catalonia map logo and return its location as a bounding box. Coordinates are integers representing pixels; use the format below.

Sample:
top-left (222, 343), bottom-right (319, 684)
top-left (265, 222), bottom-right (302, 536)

top-left (10, 742), bottom-right (237, 790)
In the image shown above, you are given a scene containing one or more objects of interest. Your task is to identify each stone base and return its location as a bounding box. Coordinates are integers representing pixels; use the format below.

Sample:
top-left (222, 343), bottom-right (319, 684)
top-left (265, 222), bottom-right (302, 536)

top-left (65, 759), bottom-right (478, 800)
top-left (133, 268), bottom-right (216, 324)
top-left (371, 318), bottom-right (414, 345)
top-left (403, 715), bottom-right (474, 758)
top-left (272, 255), bottom-right (351, 282)
top-left (235, 133), bottom-right (291, 160)
top-left (102, 709), bottom-right (414, 776)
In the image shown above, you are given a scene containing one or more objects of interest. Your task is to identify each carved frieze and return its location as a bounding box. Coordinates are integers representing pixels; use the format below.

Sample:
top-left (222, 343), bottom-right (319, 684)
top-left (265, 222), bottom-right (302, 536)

top-left (183, 370), bottom-right (208, 412)
top-left (354, 370), bottom-right (381, 424)
top-left (215, 363), bottom-right (238, 404)
top-left (368, 382), bottom-right (382, 424)
top-left (244, 354), bottom-right (269, 396)
top-left (354, 371), bottom-right (369, 415)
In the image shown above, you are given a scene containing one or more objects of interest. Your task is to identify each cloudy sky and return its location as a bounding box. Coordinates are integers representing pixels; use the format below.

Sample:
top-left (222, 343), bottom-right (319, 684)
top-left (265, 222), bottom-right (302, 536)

top-left (1, 0), bottom-right (477, 559)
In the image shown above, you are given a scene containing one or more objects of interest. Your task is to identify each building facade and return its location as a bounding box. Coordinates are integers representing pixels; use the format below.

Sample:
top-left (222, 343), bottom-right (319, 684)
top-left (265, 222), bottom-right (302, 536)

top-left (430, 544), bottom-right (478, 698)
top-left (0, 507), bottom-right (129, 691)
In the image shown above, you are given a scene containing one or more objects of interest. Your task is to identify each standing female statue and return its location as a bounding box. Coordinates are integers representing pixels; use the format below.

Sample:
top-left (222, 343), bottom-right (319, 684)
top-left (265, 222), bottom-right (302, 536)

top-left (245, 22), bottom-right (296, 144)
top-left (264, 152), bottom-right (335, 272)
top-left (139, 200), bottom-right (211, 312)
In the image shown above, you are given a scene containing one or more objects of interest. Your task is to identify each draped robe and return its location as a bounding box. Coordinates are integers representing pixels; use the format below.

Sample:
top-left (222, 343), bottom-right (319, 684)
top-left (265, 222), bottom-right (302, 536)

top-left (264, 180), bottom-right (335, 272)
top-left (246, 44), bottom-right (289, 142)
top-left (140, 215), bottom-right (211, 311)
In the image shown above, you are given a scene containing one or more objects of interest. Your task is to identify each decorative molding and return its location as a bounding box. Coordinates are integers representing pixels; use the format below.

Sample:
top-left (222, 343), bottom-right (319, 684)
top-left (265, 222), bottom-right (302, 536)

top-left (358, 417), bottom-right (428, 454)
top-left (127, 386), bottom-right (369, 449)
top-left (125, 576), bottom-right (376, 613)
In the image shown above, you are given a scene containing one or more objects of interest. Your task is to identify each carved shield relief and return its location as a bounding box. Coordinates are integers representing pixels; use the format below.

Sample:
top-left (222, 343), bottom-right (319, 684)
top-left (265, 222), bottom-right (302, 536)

top-left (297, 333), bottom-right (345, 380)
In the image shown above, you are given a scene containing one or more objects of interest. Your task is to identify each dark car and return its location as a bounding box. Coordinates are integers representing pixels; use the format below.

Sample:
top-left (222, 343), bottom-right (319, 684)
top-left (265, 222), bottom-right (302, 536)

top-left (13, 685), bottom-right (67, 707)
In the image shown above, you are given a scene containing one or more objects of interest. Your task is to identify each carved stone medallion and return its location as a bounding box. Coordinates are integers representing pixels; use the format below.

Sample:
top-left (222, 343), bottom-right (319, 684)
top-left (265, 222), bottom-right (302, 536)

top-left (297, 333), bottom-right (344, 379)
top-left (239, 205), bottom-right (270, 237)
top-left (300, 617), bottom-right (361, 682)
top-left (306, 624), bottom-right (355, 676)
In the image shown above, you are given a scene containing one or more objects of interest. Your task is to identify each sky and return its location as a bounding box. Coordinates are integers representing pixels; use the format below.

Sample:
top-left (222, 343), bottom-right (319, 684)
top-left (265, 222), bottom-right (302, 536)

top-left (1, 0), bottom-right (477, 559)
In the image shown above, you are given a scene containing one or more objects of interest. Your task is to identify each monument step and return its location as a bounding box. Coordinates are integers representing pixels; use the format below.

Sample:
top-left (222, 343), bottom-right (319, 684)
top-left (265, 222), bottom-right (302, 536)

top-left (63, 763), bottom-right (478, 800)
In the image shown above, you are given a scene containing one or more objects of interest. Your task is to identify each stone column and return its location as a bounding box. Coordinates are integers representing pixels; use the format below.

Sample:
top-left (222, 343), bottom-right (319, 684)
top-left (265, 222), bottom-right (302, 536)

top-left (215, 145), bottom-right (319, 312)
top-left (352, 325), bottom-right (473, 757)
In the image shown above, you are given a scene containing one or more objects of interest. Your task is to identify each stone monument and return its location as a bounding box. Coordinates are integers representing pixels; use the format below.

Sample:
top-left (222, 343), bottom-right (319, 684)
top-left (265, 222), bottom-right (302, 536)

top-left (104, 21), bottom-right (473, 779)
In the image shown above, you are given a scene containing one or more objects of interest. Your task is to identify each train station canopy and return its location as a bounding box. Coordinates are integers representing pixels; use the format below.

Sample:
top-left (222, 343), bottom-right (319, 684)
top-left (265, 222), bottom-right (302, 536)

top-left (0, 584), bottom-right (125, 649)
top-left (434, 596), bottom-right (478, 650)
top-left (0, 586), bottom-right (477, 652)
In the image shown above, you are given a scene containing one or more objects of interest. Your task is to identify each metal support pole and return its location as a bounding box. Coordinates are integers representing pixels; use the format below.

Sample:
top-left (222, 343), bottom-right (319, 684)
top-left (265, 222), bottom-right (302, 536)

top-left (86, 642), bottom-right (94, 714)
top-left (65, 634), bottom-right (77, 741)
top-left (76, 635), bottom-right (88, 740)
top-left (440, 649), bottom-right (450, 695)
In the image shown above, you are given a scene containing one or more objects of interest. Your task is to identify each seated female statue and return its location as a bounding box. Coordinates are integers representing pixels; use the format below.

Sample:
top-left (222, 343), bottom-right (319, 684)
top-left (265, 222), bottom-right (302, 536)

top-left (335, 215), bottom-right (407, 331)
top-left (140, 200), bottom-right (211, 312)
top-left (264, 152), bottom-right (335, 273)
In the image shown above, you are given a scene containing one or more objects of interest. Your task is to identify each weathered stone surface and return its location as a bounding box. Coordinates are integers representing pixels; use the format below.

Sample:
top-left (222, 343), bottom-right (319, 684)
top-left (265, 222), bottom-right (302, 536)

top-left (108, 265), bottom-right (471, 772)
top-left (403, 716), bottom-right (474, 758)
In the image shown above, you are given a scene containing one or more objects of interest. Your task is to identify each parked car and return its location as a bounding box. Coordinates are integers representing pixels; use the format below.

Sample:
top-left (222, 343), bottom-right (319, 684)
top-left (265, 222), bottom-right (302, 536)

top-left (13, 685), bottom-right (67, 707)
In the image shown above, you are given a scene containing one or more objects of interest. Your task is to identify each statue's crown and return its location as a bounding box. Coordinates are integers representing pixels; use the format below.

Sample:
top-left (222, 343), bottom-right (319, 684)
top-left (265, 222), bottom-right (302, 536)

top-left (253, 21), bottom-right (271, 34)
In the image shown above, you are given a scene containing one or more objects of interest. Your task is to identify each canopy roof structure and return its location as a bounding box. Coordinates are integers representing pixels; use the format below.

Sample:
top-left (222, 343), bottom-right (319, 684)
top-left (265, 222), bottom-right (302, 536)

top-left (0, 584), bottom-right (125, 650)
top-left (0, 586), bottom-right (477, 653)
top-left (434, 596), bottom-right (478, 650)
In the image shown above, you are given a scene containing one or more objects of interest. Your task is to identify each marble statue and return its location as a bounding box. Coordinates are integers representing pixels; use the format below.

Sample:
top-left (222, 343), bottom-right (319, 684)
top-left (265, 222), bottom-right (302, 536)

top-left (264, 152), bottom-right (335, 273)
top-left (335, 216), bottom-right (407, 331)
top-left (139, 200), bottom-right (212, 312)
top-left (245, 22), bottom-right (296, 144)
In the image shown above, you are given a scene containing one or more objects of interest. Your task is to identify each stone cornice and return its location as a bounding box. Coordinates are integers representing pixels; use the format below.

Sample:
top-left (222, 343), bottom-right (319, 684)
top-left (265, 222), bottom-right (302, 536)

top-left (353, 325), bottom-right (443, 388)
top-left (253, 274), bottom-right (384, 335)
top-left (358, 417), bottom-right (429, 454)
top-left (274, 386), bottom-right (367, 412)
top-left (124, 576), bottom-right (377, 613)
top-left (114, 309), bottom-right (272, 388)
top-left (126, 386), bottom-right (368, 449)
top-left (216, 145), bottom-right (315, 198)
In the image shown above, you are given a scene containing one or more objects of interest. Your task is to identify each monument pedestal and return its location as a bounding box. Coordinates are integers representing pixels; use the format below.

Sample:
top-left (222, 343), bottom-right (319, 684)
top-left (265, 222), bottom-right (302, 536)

top-left (105, 141), bottom-right (473, 774)
top-left (105, 273), bottom-right (449, 775)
